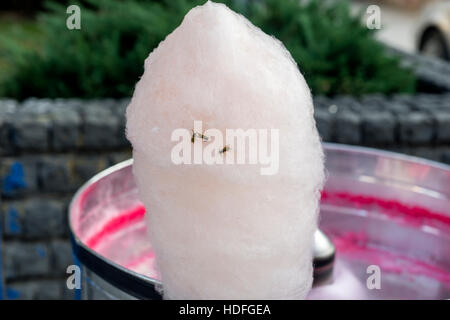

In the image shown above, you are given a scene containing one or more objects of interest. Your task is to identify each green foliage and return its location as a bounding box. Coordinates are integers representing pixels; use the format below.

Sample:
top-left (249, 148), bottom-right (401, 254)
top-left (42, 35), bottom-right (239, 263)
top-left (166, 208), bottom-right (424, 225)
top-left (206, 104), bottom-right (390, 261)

top-left (0, 0), bottom-right (416, 99)
top-left (0, 0), bottom-right (201, 99)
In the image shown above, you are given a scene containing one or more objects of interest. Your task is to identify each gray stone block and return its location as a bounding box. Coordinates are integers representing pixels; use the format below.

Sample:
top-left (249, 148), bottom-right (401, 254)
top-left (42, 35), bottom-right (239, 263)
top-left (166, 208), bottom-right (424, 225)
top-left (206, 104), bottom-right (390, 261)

top-left (334, 110), bottom-right (361, 144)
top-left (117, 121), bottom-right (129, 148)
top-left (432, 111), bottom-right (450, 143)
top-left (398, 112), bottom-right (434, 145)
top-left (332, 95), bottom-right (359, 112)
top-left (4, 242), bottom-right (51, 280)
top-left (410, 94), bottom-right (444, 111)
top-left (313, 95), bottom-right (331, 109)
top-left (50, 240), bottom-right (73, 275)
top-left (439, 94), bottom-right (450, 109)
top-left (0, 99), bottom-right (18, 155)
top-left (0, 117), bottom-right (13, 155)
top-left (388, 102), bottom-right (410, 115)
top-left (81, 102), bottom-right (120, 149)
top-left (20, 98), bottom-right (53, 113)
top-left (61, 283), bottom-right (75, 300)
top-left (38, 157), bottom-right (72, 192)
top-left (361, 111), bottom-right (396, 145)
top-left (409, 147), bottom-right (439, 161)
top-left (0, 99), bottom-right (18, 112)
top-left (72, 156), bottom-right (108, 186)
top-left (441, 148), bottom-right (450, 164)
top-left (392, 94), bottom-right (414, 106)
top-left (314, 108), bottom-right (333, 141)
top-left (113, 98), bottom-right (130, 120)
top-left (108, 151), bottom-right (132, 166)
top-left (6, 280), bottom-right (63, 300)
top-left (11, 103), bottom-right (51, 151)
top-left (114, 98), bottom-right (130, 148)
top-left (360, 94), bottom-right (386, 111)
top-left (23, 198), bottom-right (66, 238)
top-left (50, 107), bottom-right (82, 151)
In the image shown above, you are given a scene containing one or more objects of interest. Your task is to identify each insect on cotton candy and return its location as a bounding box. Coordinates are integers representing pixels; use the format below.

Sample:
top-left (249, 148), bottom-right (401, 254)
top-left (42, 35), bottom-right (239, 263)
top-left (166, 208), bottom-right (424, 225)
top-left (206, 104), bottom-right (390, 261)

top-left (126, 1), bottom-right (325, 299)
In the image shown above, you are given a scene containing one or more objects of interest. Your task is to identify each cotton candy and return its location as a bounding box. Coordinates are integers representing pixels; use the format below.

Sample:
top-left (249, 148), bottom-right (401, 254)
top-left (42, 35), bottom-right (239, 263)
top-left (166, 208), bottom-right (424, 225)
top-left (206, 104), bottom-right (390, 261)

top-left (126, 1), bottom-right (324, 299)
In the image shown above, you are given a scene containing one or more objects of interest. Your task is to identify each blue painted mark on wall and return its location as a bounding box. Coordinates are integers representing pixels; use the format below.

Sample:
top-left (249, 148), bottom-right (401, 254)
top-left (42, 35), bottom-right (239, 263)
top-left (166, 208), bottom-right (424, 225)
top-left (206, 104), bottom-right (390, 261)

top-left (6, 288), bottom-right (19, 300)
top-left (5, 207), bottom-right (21, 235)
top-left (36, 245), bottom-right (47, 258)
top-left (2, 162), bottom-right (26, 196)
top-left (0, 210), bottom-right (4, 300)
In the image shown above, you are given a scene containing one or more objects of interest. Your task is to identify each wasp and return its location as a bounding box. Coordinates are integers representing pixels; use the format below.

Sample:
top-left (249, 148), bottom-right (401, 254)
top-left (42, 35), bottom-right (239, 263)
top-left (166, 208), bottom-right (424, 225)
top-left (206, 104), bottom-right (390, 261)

top-left (191, 130), bottom-right (209, 143)
top-left (219, 145), bottom-right (231, 154)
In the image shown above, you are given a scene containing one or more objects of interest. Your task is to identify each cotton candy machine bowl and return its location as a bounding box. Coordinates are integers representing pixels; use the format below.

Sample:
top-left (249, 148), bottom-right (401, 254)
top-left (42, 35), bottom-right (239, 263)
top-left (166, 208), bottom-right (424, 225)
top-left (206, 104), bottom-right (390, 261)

top-left (69, 143), bottom-right (450, 299)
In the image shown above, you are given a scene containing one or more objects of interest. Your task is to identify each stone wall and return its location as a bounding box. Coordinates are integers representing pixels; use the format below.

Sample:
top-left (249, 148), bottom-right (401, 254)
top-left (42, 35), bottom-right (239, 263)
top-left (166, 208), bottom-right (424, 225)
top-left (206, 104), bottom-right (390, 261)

top-left (313, 93), bottom-right (450, 162)
top-left (0, 98), bottom-right (132, 299)
top-left (1, 93), bottom-right (450, 299)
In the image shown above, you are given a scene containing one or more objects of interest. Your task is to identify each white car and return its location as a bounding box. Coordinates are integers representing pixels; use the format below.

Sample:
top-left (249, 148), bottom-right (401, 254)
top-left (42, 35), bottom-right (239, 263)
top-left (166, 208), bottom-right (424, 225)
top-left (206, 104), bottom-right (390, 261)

top-left (416, 0), bottom-right (450, 60)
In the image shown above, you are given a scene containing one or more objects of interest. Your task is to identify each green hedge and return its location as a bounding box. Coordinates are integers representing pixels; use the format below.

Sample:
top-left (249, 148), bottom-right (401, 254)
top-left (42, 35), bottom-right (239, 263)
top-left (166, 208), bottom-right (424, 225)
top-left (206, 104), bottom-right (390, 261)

top-left (0, 0), bottom-right (416, 99)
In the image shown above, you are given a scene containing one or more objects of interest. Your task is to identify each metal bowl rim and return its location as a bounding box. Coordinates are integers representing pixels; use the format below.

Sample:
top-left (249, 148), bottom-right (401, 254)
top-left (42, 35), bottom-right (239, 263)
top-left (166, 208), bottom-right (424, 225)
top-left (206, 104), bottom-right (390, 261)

top-left (68, 142), bottom-right (450, 298)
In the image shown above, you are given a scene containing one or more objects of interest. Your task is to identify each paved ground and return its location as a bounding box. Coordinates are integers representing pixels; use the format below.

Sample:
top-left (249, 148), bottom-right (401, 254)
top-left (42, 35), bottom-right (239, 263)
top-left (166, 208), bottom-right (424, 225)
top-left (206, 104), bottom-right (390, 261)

top-left (351, 1), bottom-right (423, 53)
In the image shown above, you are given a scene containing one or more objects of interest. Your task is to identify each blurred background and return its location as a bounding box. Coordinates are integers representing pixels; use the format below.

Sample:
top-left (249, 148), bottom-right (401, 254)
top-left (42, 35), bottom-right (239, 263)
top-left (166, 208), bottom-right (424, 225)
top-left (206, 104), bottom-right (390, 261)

top-left (0, 0), bottom-right (449, 299)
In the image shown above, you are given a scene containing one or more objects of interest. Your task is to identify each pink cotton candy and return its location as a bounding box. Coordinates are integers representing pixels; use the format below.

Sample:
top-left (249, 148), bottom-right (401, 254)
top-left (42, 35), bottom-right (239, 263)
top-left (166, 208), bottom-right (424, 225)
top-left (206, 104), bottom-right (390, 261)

top-left (126, 1), bottom-right (324, 299)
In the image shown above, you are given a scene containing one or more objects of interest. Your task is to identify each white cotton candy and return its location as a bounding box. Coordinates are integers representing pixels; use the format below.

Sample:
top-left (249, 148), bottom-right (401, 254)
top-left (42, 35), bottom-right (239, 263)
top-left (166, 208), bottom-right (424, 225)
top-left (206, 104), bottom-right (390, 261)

top-left (126, 1), bottom-right (325, 299)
